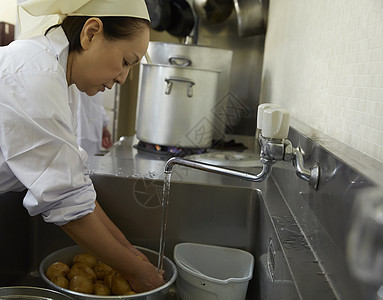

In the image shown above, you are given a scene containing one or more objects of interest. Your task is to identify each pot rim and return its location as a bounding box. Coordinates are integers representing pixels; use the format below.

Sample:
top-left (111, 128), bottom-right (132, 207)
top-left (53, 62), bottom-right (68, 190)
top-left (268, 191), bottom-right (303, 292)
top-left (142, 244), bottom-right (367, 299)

top-left (0, 286), bottom-right (73, 299)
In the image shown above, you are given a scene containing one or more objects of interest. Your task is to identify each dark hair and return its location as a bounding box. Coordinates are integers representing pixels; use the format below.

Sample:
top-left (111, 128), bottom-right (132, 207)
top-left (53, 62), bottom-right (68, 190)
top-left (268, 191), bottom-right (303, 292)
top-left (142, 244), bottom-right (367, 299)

top-left (46, 16), bottom-right (150, 52)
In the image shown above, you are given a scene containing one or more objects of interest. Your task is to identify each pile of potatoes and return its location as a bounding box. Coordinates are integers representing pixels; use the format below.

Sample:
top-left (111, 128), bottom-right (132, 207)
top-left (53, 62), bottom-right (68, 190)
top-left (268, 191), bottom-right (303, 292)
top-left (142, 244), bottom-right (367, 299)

top-left (45, 252), bottom-right (137, 296)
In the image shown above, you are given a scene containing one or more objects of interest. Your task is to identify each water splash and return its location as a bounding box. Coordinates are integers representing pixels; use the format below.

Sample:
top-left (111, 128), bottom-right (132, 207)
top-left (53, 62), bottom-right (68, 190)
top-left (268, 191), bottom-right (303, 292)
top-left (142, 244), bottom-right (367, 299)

top-left (147, 171), bottom-right (156, 178)
top-left (115, 168), bottom-right (124, 176)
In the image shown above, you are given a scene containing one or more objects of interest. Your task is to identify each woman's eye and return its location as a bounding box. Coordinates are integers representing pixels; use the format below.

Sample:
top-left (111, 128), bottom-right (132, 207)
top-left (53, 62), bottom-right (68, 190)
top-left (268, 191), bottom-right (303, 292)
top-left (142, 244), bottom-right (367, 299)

top-left (123, 59), bottom-right (130, 67)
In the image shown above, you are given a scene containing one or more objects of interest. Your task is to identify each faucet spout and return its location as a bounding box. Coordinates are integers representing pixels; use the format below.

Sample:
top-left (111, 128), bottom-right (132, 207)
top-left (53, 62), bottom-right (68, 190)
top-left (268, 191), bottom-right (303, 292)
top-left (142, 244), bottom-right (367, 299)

top-left (164, 157), bottom-right (274, 182)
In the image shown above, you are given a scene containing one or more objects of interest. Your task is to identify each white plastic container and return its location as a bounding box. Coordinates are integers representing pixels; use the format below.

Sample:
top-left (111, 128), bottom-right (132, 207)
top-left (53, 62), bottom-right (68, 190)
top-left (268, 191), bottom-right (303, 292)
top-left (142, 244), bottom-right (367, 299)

top-left (174, 243), bottom-right (254, 300)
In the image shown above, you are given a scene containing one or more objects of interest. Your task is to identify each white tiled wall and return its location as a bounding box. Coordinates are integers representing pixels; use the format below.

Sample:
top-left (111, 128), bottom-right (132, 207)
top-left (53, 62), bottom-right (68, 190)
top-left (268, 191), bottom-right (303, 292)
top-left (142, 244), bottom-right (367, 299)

top-left (261, 0), bottom-right (383, 163)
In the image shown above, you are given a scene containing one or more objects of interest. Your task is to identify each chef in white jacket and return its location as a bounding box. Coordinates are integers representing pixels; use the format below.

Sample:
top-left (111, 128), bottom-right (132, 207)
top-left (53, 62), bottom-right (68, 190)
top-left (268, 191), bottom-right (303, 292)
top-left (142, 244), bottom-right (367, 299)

top-left (0, 0), bottom-right (165, 292)
top-left (77, 91), bottom-right (113, 155)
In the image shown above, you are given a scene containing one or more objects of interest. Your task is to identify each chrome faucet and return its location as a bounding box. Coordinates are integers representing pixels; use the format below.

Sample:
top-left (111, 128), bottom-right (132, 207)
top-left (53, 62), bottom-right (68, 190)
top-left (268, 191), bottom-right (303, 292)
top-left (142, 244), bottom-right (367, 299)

top-left (258, 134), bottom-right (320, 189)
top-left (257, 104), bottom-right (320, 189)
top-left (165, 104), bottom-right (320, 190)
top-left (164, 155), bottom-right (275, 182)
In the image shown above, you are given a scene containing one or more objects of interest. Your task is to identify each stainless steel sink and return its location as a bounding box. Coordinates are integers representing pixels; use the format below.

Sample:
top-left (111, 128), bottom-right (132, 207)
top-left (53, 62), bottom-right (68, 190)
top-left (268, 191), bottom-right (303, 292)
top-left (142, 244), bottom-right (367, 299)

top-left (91, 173), bottom-right (312, 299)
top-left (1, 170), bottom-right (338, 299)
top-left (91, 175), bottom-right (259, 256)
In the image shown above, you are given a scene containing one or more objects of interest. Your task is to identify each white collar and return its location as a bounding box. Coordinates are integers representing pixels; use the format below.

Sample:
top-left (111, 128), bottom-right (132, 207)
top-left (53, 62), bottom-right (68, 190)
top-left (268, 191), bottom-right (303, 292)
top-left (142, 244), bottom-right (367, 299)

top-left (45, 26), bottom-right (79, 107)
top-left (45, 26), bottom-right (70, 78)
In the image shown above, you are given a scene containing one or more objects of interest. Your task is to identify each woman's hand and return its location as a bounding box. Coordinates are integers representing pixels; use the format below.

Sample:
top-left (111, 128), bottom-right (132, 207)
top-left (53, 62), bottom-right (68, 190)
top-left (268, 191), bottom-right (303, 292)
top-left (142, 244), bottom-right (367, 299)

top-left (102, 126), bottom-right (113, 148)
top-left (124, 259), bottom-right (165, 293)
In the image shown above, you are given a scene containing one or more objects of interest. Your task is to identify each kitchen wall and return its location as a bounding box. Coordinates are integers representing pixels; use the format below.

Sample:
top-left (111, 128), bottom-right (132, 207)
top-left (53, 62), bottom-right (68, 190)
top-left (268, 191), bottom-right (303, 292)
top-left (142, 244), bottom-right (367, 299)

top-left (261, 0), bottom-right (383, 163)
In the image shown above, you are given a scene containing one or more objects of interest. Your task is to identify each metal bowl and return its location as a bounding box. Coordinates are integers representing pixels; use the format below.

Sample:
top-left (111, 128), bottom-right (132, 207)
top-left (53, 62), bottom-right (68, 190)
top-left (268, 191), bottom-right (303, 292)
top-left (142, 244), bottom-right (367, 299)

top-left (0, 286), bottom-right (73, 299)
top-left (39, 245), bottom-right (177, 300)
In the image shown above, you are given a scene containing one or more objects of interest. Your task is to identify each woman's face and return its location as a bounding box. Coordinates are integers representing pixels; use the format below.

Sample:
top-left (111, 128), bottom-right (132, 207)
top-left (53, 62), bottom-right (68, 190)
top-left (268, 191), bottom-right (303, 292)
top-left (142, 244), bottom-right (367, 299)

top-left (70, 18), bottom-right (150, 96)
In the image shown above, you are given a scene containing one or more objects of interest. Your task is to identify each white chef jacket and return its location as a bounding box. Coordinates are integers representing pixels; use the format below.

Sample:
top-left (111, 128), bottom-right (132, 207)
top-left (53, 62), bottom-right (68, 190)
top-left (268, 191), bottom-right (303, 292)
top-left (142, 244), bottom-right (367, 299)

top-left (0, 27), bottom-right (96, 226)
top-left (77, 91), bottom-right (110, 155)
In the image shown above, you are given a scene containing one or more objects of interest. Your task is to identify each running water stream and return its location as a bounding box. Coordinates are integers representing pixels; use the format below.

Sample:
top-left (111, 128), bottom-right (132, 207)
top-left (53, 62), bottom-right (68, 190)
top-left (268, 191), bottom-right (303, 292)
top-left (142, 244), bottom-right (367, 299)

top-left (157, 172), bottom-right (172, 271)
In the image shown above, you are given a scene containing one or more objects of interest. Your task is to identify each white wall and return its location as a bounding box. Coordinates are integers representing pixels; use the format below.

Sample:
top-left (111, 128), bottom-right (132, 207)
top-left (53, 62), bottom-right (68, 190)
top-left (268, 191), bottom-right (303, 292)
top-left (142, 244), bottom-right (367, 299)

top-left (261, 0), bottom-right (383, 163)
top-left (0, 0), bottom-right (17, 24)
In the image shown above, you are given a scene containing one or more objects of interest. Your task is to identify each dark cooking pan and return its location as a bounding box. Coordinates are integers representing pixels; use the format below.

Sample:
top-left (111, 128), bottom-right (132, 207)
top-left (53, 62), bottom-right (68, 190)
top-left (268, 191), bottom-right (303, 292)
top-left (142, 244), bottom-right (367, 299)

top-left (167, 0), bottom-right (195, 38)
top-left (145, 0), bottom-right (171, 31)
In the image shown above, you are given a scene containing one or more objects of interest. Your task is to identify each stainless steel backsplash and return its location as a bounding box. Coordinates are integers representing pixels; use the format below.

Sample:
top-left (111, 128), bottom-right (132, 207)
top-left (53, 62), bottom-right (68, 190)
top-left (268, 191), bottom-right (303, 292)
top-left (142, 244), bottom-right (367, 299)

top-left (272, 124), bottom-right (380, 299)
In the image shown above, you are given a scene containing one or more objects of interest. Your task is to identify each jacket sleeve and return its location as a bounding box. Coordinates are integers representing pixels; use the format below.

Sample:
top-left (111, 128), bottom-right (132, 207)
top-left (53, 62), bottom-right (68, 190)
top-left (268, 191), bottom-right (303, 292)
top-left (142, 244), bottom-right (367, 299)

top-left (0, 68), bottom-right (96, 226)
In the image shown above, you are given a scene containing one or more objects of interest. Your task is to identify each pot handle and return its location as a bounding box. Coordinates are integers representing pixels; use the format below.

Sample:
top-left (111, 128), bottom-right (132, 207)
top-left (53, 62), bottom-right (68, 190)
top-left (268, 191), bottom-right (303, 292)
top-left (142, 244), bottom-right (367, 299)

top-left (165, 76), bottom-right (195, 97)
top-left (168, 56), bottom-right (192, 67)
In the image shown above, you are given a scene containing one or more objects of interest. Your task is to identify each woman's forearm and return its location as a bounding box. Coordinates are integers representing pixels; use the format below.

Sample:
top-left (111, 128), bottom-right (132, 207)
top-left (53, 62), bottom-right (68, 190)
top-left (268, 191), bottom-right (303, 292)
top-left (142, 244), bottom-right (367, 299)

top-left (94, 201), bottom-right (132, 247)
top-left (61, 210), bottom-right (139, 274)
top-left (93, 201), bottom-right (149, 260)
top-left (61, 210), bottom-right (164, 292)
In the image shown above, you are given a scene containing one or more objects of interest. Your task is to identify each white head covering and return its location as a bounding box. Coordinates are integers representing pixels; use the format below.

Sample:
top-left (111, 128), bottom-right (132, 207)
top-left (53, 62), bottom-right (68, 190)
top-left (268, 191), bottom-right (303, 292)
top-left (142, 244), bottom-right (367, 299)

top-left (17, 0), bottom-right (150, 39)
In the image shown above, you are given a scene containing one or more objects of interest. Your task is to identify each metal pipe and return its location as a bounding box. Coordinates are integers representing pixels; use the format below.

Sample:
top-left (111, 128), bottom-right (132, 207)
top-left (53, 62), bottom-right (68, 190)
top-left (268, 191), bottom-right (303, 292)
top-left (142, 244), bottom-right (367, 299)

top-left (164, 157), bottom-right (274, 182)
top-left (293, 148), bottom-right (311, 183)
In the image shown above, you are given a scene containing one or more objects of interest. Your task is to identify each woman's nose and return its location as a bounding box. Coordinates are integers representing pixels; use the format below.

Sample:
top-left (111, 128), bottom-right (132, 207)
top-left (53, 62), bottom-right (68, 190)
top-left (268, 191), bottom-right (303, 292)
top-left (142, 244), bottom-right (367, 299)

top-left (115, 68), bottom-right (130, 85)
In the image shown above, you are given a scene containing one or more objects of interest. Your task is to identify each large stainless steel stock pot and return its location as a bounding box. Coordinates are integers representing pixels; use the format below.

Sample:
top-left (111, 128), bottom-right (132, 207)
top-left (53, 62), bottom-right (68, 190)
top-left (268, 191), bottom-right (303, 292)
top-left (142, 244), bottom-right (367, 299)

top-left (136, 63), bottom-right (220, 148)
top-left (136, 42), bottom-right (233, 147)
top-left (145, 42), bottom-right (233, 94)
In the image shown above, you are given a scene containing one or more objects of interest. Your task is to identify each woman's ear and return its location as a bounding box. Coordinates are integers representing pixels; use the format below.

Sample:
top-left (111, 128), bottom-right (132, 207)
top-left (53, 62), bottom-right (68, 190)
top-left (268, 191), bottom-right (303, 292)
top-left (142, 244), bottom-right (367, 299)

top-left (80, 17), bottom-right (103, 50)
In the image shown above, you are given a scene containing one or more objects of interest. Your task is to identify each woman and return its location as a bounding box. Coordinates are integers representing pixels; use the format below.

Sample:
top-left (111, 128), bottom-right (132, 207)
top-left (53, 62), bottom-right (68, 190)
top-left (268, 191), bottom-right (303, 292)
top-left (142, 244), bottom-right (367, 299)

top-left (0, 0), bottom-right (165, 293)
top-left (76, 91), bottom-right (113, 155)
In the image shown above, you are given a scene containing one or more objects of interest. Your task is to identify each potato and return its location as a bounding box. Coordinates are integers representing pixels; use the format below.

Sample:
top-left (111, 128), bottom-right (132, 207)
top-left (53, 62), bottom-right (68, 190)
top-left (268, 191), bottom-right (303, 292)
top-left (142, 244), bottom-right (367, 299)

top-left (93, 262), bottom-right (114, 280)
top-left (46, 253), bottom-right (140, 296)
top-left (69, 275), bottom-right (94, 294)
top-left (72, 253), bottom-right (97, 268)
top-left (51, 275), bottom-right (69, 289)
top-left (111, 273), bottom-right (132, 295)
top-left (46, 262), bottom-right (70, 280)
top-left (93, 281), bottom-right (111, 296)
top-left (67, 263), bottom-right (96, 282)
top-left (124, 290), bottom-right (136, 295)
top-left (103, 271), bottom-right (116, 289)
